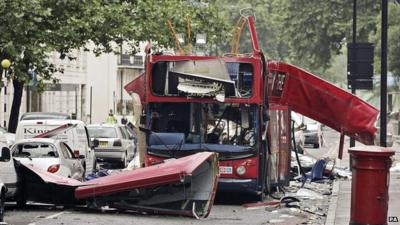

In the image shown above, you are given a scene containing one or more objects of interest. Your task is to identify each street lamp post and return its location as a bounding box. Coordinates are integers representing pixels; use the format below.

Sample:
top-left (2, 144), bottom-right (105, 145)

top-left (1, 59), bottom-right (11, 128)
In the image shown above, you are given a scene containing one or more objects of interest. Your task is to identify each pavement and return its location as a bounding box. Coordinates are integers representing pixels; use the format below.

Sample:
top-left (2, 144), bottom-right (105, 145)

top-left (326, 143), bottom-right (400, 225)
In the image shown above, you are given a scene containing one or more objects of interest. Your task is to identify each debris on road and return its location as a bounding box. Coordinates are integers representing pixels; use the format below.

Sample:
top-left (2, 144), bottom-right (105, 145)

top-left (390, 162), bottom-right (400, 172)
top-left (332, 167), bottom-right (352, 179)
top-left (242, 200), bottom-right (280, 210)
top-left (16, 152), bottom-right (219, 218)
top-left (296, 188), bottom-right (324, 200)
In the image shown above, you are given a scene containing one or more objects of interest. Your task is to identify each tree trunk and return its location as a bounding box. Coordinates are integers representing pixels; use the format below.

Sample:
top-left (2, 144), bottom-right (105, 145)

top-left (8, 79), bottom-right (24, 133)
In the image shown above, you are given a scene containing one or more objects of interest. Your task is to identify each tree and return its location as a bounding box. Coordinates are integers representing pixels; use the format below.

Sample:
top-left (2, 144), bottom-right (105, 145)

top-left (0, 0), bottom-right (229, 132)
top-left (278, 0), bottom-right (380, 72)
top-left (214, 0), bottom-right (380, 80)
top-left (212, 0), bottom-right (289, 60)
top-left (370, 2), bottom-right (400, 76)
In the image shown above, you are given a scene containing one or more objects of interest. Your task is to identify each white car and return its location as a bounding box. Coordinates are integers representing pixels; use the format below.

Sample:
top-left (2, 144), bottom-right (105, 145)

top-left (0, 179), bottom-right (6, 222)
top-left (15, 119), bottom-right (97, 175)
top-left (0, 143), bottom-right (20, 206)
top-left (302, 120), bottom-right (324, 148)
top-left (87, 124), bottom-right (136, 168)
top-left (11, 138), bottom-right (84, 180)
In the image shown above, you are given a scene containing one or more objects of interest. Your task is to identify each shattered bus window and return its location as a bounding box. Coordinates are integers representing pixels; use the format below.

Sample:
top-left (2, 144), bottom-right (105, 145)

top-left (147, 102), bottom-right (257, 159)
top-left (150, 60), bottom-right (253, 99)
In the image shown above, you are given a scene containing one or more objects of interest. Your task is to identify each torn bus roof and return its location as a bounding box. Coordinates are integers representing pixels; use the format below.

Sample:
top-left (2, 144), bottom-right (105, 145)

top-left (124, 72), bottom-right (145, 102)
top-left (15, 152), bottom-right (219, 218)
top-left (267, 61), bottom-right (379, 145)
top-left (169, 59), bottom-right (236, 97)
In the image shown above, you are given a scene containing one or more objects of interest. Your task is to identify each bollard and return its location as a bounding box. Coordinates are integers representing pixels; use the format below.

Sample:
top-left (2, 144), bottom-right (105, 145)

top-left (349, 146), bottom-right (394, 225)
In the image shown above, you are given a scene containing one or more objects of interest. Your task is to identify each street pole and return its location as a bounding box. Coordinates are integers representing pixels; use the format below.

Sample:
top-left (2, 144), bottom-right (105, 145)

top-left (90, 86), bottom-right (92, 124)
top-left (75, 86), bottom-right (78, 119)
top-left (380, 0), bottom-right (388, 147)
top-left (26, 85), bottom-right (30, 112)
top-left (3, 70), bottom-right (6, 128)
top-left (4, 85), bottom-right (6, 128)
top-left (1, 59), bottom-right (11, 128)
top-left (350, 0), bottom-right (357, 148)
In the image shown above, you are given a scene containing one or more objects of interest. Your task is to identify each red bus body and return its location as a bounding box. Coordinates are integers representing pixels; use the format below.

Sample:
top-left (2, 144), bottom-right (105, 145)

top-left (125, 16), bottom-right (378, 197)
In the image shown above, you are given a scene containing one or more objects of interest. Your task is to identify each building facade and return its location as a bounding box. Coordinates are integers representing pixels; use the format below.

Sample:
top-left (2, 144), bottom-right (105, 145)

top-left (0, 46), bottom-right (145, 129)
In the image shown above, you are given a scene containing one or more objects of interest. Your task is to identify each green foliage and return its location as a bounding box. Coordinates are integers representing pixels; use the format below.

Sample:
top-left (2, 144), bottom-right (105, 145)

top-left (214, 0), bottom-right (399, 83)
top-left (280, 0), bottom-right (379, 72)
top-left (0, 0), bottom-right (229, 87)
top-left (370, 3), bottom-right (400, 76)
top-left (212, 0), bottom-right (287, 59)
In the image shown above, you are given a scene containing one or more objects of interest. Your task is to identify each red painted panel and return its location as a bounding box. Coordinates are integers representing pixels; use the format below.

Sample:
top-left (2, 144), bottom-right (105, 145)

top-left (218, 156), bottom-right (258, 179)
top-left (145, 154), bottom-right (167, 166)
top-left (267, 61), bottom-right (378, 145)
top-left (75, 152), bottom-right (216, 199)
top-left (124, 72), bottom-right (145, 103)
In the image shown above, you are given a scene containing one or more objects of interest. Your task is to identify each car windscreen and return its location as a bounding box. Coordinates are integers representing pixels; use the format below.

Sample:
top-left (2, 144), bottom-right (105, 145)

top-left (87, 127), bottom-right (117, 138)
top-left (12, 143), bottom-right (59, 158)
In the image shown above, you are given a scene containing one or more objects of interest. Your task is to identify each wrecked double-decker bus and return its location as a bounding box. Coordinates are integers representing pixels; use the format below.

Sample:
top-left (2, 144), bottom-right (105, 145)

top-left (129, 16), bottom-right (289, 199)
top-left (125, 15), bottom-right (379, 198)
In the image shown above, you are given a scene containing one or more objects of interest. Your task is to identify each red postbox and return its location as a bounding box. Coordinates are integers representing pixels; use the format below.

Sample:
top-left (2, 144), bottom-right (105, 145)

top-left (349, 146), bottom-right (395, 225)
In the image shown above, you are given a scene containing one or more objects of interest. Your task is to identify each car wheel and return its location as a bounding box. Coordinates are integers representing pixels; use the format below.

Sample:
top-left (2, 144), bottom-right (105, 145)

top-left (16, 191), bottom-right (26, 209)
top-left (0, 192), bottom-right (5, 222)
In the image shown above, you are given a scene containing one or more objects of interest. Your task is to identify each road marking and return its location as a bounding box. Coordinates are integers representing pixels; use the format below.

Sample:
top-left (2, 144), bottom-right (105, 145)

top-left (26, 211), bottom-right (66, 225)
top-left (45, 211), bottom-right (66, 219)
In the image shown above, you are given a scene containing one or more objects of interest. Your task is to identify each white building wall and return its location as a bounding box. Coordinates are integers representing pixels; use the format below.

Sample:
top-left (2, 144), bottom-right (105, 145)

top-left (86, 52), bottom-right (118, 124)
top-left (0, 79), bottom-right (28, 129)
top-left (0, 43), bottom-right (145, 129)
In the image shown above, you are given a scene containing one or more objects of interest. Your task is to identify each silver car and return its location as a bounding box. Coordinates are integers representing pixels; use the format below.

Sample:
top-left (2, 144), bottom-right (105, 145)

top-left (11, 138), bottom-right (85, 180)
top-left (87, 124), bottom-right (136, 168)
top-left (302, 120), bottom-right (324, 148)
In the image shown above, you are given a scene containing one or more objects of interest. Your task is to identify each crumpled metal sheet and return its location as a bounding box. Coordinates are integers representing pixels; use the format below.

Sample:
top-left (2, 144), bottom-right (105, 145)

top-left (124, 72), bottom-right (146, 102)
top-left (171, 59), bottom-right (231, 82)
top-left (170, 60), bottom-right (236, 97)
top-left (268, 61), bottom-right (379, 145)
top-left (16, 152), bottom-right (219, 218)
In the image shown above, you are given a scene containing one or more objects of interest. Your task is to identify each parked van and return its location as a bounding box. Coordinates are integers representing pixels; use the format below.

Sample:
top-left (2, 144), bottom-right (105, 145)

top-left (20, 112), bottom-right (71, 121)
top-left (15, 120), bottom-right (96, 175)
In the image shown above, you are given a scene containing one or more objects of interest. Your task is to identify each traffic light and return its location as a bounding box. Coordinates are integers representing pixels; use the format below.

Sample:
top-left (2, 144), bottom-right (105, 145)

top-left (347, 43), bottom-right (374, 90)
